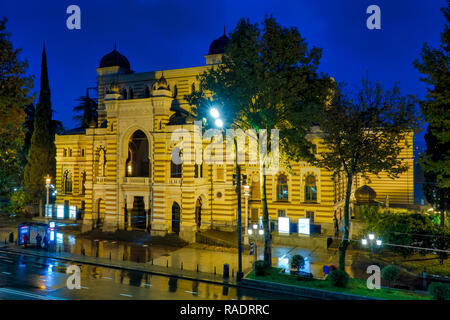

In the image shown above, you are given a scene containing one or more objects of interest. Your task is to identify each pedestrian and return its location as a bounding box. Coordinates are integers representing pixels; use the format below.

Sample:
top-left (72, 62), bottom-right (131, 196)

top-left (43, 234), bottom-right (49, 251)
top-left (22, 233), bottom-right (28, 249)
top-left (36, 233), bottom-right (42, 249)
top-left (327, 236), bottom-right (333, 249)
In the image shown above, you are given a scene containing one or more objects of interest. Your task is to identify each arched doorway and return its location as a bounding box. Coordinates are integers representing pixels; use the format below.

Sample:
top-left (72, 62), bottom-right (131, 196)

top-left (125, 130), bottom-right (149, 177)
top-left (195, 197), bottom-right (202, 228)
top-left (172, 202), bottom-right (180, 234)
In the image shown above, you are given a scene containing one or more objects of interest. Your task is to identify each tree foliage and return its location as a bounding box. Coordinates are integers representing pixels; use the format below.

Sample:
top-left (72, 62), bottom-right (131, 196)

top-left (0, 18), bottom-right (34, 194)
top-left (73, 88), bottom-right (98, 128)
top-left (414, 1), bottom-right (450, 225)
top-left (187, 16), bottom-right (333, 266)
top-left (23, 45), bottom-right (56, 203)
top-left (315, 78), bottom-right (420, 270)
top-left (363, 207), bottom-right (450, 263)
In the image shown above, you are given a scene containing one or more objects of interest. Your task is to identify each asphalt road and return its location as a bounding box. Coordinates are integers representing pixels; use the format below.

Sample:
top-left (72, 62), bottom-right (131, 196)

top-left (0, 251), bottom-right (302, 300)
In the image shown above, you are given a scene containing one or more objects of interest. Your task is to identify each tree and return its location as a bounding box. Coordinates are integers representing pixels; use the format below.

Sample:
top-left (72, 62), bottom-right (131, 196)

top-left (422, 126), bottom-right (450, 226)
top-left (23, 45), bottom-right (56, 203)
top-left (22, 103), bottom-right (63, 167)
top-left (0, 18), bottom-right (33, 194)
top-left (414, 1), bottom-right (450, 225)
top-left (187, 16), bottom-right (333, 266)
top-left (73, 88), bottom-right (98, 128)
top-left (315, 78), bottom-right (420, 271)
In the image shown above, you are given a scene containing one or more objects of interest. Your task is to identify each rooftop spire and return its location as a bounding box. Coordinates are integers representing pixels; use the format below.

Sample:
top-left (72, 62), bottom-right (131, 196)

top-left (114, 40), bottom-right (117, 51)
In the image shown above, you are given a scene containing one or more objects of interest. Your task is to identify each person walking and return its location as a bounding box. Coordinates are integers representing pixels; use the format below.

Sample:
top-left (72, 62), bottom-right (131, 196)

top-left (43, 234), bottom-right (49, 251)
top-left (22, 234), bottom-right (28, 249)
top-left (36, 233), bottom-right (42, 249)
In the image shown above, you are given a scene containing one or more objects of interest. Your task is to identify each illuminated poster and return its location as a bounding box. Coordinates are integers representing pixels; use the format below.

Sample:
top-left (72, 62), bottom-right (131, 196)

top-left (298, 218), bottom-right (310, 235)
top-left (278, 217), bottom-right (290, 234)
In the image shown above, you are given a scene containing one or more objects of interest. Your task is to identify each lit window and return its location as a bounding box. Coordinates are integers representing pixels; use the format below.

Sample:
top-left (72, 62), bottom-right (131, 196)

top-left (63, 170), bottom-right (73, 194)
top-left (305, 175), bottom-right (317, 202)
top-left (277, 174), bottom-right (288, 201)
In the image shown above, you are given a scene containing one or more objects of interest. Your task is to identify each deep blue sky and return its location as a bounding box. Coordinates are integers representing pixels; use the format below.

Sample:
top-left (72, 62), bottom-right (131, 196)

top-left (1, 0), bottom-right (447, 146)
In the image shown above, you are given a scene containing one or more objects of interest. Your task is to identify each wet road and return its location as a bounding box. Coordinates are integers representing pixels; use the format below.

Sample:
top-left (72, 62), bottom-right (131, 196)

top-left (0, 251), bottom-right (302, 300)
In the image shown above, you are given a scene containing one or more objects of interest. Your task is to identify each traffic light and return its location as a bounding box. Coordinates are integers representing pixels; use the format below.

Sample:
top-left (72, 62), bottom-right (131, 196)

top-left (242, 174), bottom-right (247, 185)
top-left (232, 174), bottom-right (237, 186)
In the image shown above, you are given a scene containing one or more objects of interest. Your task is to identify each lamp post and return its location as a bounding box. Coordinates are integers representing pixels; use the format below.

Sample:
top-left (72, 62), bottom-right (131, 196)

top-left (243, 185), bottom-right (251, 245)
top-left (210, 107), bottom-right (244, 281)
top-left (248, 223), bottom-right (264, 277)
top-left (361, 232), bottom-right (382, 262)
top-left (45, 175), bottom-right (51, 218)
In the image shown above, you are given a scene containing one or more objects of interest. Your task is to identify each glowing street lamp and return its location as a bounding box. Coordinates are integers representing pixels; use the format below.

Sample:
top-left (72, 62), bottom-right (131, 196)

top-left (362, 232), bottom-right (382, 261)
top-left (209, 106), bottom-right (244, 282)
top-left (45, 175), bottom-right (51, 218)
top-left (210, 107), bottom-right (220, 119)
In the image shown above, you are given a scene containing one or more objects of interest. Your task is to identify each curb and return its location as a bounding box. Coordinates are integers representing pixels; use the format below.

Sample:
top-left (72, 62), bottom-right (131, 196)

top-left (240, 278), bottom-right (383, 300)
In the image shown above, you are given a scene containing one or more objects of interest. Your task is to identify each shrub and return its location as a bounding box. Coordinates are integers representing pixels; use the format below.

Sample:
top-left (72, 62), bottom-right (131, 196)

top-left (381, 265), bottom-right (400, 282)
top-left (428, 282), bottom-right (450, 300)
top-left (8, 189), bottom-right (27, 216)
top-left (329, 269), bottom-right (350, 287)
top-left (254, 260), bottom-right (269, 276)
top-left (290, 255), bottom-right (305, 271)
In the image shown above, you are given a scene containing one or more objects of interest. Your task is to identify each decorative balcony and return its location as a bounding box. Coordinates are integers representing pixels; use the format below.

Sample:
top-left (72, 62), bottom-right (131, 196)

top-left (123, 177), bottom-right (150, 185)
top-left (96, 176), bottom-right (106, 183)
top-left (168, 178), bottom-right (181, 184)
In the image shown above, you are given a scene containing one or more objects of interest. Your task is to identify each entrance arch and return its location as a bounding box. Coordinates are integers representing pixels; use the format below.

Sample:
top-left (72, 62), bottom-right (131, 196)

top-left (172, 202), bottom-right (181, 234)
top-left (195, 197), bottom-right (202, 228)
top-left (125, 130), bottom-right (149, 177)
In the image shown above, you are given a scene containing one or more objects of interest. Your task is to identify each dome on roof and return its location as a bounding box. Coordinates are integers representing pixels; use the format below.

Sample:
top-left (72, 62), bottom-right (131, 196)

top-left (355, 185), bottom-right (377, 204)
top-left (156, 73), bottom-right (169, 90)
top-left (208, 33), bottom-right (230, 55)
top-left (99, 48), bottom-right (130, 69)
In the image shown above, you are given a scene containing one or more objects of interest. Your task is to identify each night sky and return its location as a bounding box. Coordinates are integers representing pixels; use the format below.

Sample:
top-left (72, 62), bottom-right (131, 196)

top-left (1, 0), bottom-right (447, 146)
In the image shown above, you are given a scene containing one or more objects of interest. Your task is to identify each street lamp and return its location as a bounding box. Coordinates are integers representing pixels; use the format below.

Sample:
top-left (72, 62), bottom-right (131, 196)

top-left (209, 107), bottom-right (244, 281)
top-left (243, 185), bottom-right (251, 245)
top-left (248, 223), bottom-right (264, 277)
top-left (361, 232), bottom-right (382, 261)
top-left (45, 175), bottom-right (51, 218)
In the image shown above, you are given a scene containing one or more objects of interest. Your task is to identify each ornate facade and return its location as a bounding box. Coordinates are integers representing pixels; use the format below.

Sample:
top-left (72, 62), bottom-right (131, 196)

top-left (54, 33), bottom-right (414, 242)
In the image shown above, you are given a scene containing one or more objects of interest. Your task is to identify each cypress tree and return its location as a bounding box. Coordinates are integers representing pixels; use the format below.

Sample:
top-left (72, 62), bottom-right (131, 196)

top-left (23, 45), bottom-right (56, 203)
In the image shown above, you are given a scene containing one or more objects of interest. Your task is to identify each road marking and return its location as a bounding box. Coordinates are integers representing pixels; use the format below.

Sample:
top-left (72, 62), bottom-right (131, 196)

top-left (184, 290), bottom-right (198, 295)
top-left (81, 286), bottom-right (89, 289)
top-left (1, 272), bottom-right (11, 275)
top-left (102, 276), bottom-right (113, 280)
top-left (120, 293), bottom-right (133, 297)
top-left (0, 288), bottom-right (64, 300)
top-left (143, 283), bottom-right (152, 287)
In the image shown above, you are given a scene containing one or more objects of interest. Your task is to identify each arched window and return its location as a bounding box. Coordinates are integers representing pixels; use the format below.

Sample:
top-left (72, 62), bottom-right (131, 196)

top-left (171, 147), bottom-right (182, 178)
top-left (63, 170), bottom-right (73, 194)
top-left (305, 175), bottom-right (317, 202)
top-left (277, 174), bottom-right (288, 201)
top-left (144, 86), bottom-right (150, 98)
top-left (122, 88), bottom-right (127, 99)
top-left (129, 88), bottom-right (134, 99)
